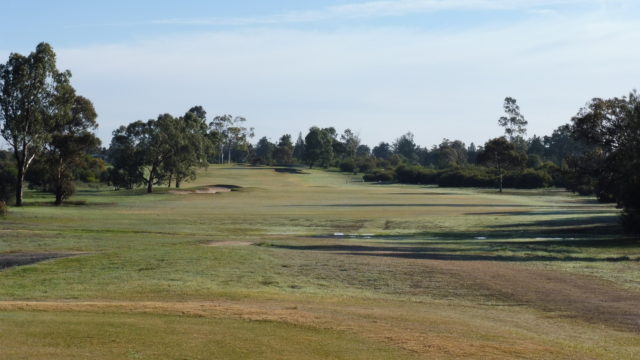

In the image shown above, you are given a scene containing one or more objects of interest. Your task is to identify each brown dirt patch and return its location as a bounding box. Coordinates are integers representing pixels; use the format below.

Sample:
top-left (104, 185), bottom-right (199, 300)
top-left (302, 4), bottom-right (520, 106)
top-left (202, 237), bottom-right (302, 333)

top-left (433, 260), bottom-right (640, 332)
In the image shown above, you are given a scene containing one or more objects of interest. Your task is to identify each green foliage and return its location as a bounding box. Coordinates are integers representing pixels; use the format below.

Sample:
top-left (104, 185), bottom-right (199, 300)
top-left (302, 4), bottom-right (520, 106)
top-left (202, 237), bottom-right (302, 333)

top-left (372, 142), bottom-right (392, 159)
top-left (392, 132), bottom-right (417, 163)
top-left (0, 43), bottom-right (72, 205)
top-left (304, 127), bottom-right (334, 168)
top-left (498, 97), bottom-right (528, 141)
top-left (503, 169), bottom-right (552, 189)
top-left (362, 169), bottom-right (394, 182)
top-left (436, 167), bottom-right (495, 187)
top-left (570, 90), bottom-right (640, 233)
top-left (477, 137), bottom-right (527, 192)
top-left (0, 150), bottom-right (17, 203)
top-left (339, 159), bottom-right (357, 173)
top-left (273, 134), bottom-right (294, 165)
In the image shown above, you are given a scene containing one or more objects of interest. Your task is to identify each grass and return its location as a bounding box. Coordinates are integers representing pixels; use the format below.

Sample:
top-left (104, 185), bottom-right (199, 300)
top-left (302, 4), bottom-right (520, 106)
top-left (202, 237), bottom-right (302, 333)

top-left (0, 165), bottom-right (638, 359)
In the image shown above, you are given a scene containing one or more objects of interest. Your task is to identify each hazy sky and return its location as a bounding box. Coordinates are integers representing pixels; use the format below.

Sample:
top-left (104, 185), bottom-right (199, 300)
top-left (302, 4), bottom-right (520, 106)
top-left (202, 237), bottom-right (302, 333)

top-left (1, 0), bottom-right (639, 148)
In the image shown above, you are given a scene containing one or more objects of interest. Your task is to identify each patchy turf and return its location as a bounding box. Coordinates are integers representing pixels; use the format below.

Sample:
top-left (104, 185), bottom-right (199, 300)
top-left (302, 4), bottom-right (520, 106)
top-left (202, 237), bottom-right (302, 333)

top-left (0, 165), bottom-right (638, 359)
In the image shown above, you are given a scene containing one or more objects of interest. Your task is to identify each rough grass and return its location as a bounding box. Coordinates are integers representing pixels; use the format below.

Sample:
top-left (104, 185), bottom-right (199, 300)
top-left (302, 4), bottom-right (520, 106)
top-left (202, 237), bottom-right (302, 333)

top-left (0, 165), bottom-right (638, 359)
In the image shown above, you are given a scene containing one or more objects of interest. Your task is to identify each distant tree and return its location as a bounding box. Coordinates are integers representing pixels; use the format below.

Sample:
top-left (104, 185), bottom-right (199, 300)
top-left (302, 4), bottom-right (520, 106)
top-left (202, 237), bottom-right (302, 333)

top-left (209, 115), bottom-right (231, 164)
top-left (355, 144), bottom-right (371, 157)
top-left (0, 43), bottom-right (71, 206)
top-left (435, 139), bottom-right (467, 168)
top-left (372, 142), bottom-right (392, 160)
top-left (467, 142), bottom-right (479, 164)
top-left (293, 132), bottom-right (305, 163)
top-left (543, 124), bottom-right (590, 166)
top-left (304, 127), bottom-right (333, 168)
top-left (273, 134), bottom-right (294, 165)
top-left (226, 117), bottom-right (253, 164)
top-left (108, 122), bottom-right (146, 190)
top-left (527, 135), bottom-right (545, 158)
top-left (340, 129), bottom-right (360, 160)
top-left (393, 132), bottom-right (417, 162)
top-left (162, 106), bottom-right (210, 188)
top-left (498, 97), bottom-right (528, 144)
top-left (254, 136), bottom-right (276, 165)
top-left (477, 137), bottom-right (527, 192)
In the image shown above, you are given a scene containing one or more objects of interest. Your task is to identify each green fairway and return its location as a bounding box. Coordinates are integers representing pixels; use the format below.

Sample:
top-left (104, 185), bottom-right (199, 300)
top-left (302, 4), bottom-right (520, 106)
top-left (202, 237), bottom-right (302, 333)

top-left (1, 166), bottom-right (639, 359)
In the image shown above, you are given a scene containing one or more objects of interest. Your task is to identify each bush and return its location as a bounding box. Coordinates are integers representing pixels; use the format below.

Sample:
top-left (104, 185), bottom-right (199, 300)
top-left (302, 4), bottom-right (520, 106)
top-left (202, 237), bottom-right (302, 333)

top-left (339, 160), bottom-right (357, 173)
top-left (363, 170), bottom-right (394, 182)
top-left (504, 169), bottom-right (552, 188)
top-left (437, 167), bottom-right (494, 187)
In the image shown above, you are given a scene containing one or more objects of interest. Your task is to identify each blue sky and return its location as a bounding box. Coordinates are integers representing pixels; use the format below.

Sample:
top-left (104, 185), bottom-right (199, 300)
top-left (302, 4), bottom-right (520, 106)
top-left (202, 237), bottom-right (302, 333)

top-left (2, 0), bottom-right (639, 147)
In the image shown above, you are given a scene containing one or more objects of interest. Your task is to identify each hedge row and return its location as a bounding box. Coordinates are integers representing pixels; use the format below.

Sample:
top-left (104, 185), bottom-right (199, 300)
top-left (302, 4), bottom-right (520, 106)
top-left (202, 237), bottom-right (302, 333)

top-left (365, 165), bottom-right (556, 189)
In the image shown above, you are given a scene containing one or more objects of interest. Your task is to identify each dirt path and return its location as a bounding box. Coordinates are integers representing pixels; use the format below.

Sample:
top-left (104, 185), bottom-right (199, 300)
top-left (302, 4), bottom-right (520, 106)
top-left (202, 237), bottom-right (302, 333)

top-left (430, 260), bottom-right (640, 332)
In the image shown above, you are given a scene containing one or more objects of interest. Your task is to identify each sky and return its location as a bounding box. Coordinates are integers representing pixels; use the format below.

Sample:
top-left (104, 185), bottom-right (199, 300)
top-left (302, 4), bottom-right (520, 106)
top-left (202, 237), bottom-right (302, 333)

top-left (1, 0), bottom-right (639, 148)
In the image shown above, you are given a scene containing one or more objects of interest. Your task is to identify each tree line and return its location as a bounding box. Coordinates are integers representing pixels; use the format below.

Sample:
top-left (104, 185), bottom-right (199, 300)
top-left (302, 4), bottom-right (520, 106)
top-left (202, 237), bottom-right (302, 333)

top-left (1, 43), bottom-right (638, 232)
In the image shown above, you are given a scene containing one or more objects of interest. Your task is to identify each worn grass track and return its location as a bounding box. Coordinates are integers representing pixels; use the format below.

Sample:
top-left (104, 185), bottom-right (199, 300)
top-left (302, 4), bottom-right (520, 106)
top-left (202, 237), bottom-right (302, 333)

top-left (0, 165), bottom-right (638, 359)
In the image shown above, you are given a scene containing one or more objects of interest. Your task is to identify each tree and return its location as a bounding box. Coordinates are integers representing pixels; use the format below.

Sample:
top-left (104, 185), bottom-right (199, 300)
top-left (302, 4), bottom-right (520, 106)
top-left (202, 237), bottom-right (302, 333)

top-left (108, 122), bottom-right (146, 190)
top-left (393, 132), bottom-right (417, 162)
top-left (254, 136), bottom-right (276, 165)
top-left (570, 90), bottom-right (640, 232)
top-left (226, 117), bottom-right (253, 164)
top-left (209, 115), bottom-right (231, 164)
top-left (356, 144), bottom-right (371, 157)
top-left (372, 142), bottom-right (392, 159)
top-left (43, 95), bottom-right (100, 204)
top-left (304, 127), bottom-right (333, 168)
top-left (498, 97), bottom-right (528, 143)
top-left (477, 137), bottom-right (527, 192)
top-left (340, 129), bottom-right (360, 160)
top-left (161, 107), bottom-right (210, 188)
top-left (273, 134), bottom-right (294, 165)
top-left (435, 139), bottom-right (467, 168)
top-left (0, 43), bottom-right (71, 206)
top-left (293, 132), bottom-right (305, 163)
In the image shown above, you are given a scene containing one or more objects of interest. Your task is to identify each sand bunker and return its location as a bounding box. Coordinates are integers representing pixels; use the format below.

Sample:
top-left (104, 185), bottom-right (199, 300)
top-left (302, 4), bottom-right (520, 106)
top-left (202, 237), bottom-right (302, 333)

top-left (169, 186), bottom-right (232, 195)
top-left (206, 241), bottom-right (253, 247)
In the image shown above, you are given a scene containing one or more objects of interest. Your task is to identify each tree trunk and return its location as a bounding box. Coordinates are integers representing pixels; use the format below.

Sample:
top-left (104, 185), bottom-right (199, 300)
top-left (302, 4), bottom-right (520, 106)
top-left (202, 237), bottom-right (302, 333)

top-left (228, 142), bottom-right (232, 164)
top-left (54, 185), bottom-right (63, 206)
top-left (15, 165), bottom-right (24, 206)
top-left (176, 179), bottom-right (181, 188)
top-left (167, 173), bottom-right (173, 188)
top-left (498, 165), bottom-right (503, 193)
top-left (147, 165), bottom-right (155, 193)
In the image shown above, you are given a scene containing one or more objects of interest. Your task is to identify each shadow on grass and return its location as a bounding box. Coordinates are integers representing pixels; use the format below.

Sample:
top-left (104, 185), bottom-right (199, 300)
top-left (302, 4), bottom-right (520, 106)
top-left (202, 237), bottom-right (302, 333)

top-left (271, 242), bottom-right (638, 262)
top-left (467, 209), bottom-right (619, 216)
top-left (283, 203), bottom-right (550, 208)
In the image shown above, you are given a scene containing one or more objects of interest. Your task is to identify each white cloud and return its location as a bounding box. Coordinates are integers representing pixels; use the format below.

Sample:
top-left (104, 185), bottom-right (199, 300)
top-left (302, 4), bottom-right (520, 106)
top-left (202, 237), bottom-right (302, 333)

top-left (149, 0), bottom-right (627, 27)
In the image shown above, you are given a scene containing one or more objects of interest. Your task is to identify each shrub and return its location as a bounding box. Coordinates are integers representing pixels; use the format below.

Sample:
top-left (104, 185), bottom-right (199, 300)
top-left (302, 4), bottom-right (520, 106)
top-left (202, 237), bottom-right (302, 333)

top-left (437, 167), bottom-right (494, 187)
top-left (363, 170), bottom-right (394, 182)
top-left (339, 160), bottom-right (357, 173)
top-left (504, 169), bottom-right (552, 189)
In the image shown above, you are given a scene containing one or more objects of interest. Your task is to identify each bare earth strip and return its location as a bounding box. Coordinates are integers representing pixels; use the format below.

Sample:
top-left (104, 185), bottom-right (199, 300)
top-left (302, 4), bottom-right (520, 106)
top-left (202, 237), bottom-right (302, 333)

top-left (433, 259), bottom-right (640, 332)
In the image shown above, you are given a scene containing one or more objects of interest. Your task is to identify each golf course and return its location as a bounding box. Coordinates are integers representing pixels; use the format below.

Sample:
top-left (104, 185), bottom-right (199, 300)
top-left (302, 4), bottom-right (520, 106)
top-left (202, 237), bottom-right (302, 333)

top-left (0, 166), bottom-right (638, 359)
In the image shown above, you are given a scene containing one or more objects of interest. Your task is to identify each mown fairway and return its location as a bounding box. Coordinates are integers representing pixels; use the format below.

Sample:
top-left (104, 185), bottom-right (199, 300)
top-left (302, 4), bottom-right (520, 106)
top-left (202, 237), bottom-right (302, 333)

top-left (0, 166), bottom-right (639, 359)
